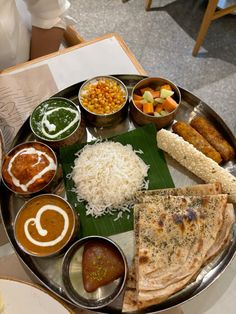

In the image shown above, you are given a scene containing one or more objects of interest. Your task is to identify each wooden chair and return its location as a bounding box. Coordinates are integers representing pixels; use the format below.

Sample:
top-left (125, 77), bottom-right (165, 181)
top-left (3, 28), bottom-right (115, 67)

top-left (193, 0), bottom-right (236, 56)
top-left (122, 0), bottom-right (153, 11)
top-left (63, 25), bottom-right (85, 47)
top-left (145, 0), bottom-right (236, 56)
top-left (145, 0), bottom-right (153, 11)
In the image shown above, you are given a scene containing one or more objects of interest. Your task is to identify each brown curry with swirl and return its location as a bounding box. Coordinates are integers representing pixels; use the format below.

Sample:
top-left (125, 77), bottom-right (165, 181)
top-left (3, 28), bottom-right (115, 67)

top-left (14, 194), bottom-right (77, 257)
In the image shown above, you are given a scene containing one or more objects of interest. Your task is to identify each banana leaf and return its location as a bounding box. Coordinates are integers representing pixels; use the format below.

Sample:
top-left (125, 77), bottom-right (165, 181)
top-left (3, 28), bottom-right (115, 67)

top-left (60, 124), bottom-right (174, 237)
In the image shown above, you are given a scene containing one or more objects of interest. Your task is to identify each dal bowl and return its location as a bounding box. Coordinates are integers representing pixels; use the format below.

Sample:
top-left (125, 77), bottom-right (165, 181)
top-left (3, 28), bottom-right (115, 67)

top-left (78, 76), bottom-right (128, 128)
top-left (14, 194), bottom-right (79, 257)
top-left (130, 77), bottom-right (181, 129)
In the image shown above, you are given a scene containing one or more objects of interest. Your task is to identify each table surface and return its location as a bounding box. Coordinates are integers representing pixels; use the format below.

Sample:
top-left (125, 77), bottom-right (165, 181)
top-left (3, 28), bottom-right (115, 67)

top-left (1, 33), bottom-right (146, 79)
top-left (0, 33), bottom-right (235, 314)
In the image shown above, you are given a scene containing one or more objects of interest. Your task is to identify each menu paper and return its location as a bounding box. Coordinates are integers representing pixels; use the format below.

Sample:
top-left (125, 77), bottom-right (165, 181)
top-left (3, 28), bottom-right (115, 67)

top-left (0, 64), bottom-right (58, 150)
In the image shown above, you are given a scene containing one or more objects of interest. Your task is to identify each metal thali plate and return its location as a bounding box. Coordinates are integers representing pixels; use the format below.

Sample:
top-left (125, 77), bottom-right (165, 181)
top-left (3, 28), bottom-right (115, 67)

top-left (0, 74), bottom-right (236, 313)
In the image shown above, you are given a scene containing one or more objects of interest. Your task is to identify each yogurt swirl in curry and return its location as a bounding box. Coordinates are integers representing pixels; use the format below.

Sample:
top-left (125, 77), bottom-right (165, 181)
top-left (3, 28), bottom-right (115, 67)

top-left (24, 204), bottom-right (69, 247)
top-left (7, 147), bottom-right (56, 192)
top-left (31, 98), bottom-right (80, 141)
top-left (2, 142), bottom-right (57, 194)
top-left (14, 195), bottom-right (76, 257)
top-left (41, 107), bottom-right (80, 139)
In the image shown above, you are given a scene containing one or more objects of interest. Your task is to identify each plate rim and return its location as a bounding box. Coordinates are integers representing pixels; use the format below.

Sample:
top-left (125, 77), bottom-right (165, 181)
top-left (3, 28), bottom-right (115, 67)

top-left (0, 276), bottom-right (74, 313)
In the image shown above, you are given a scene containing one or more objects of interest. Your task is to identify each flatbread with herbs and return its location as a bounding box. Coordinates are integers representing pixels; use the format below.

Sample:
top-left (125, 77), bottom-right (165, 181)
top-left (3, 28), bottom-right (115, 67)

top-left (136, 182), bottom-right (222, 202)
top-left (122, 189), bottom-right (231, 312)
top-left (136, 194), bottom-right (227, 309)
top-left (204, 203), bottom-right (234, 263)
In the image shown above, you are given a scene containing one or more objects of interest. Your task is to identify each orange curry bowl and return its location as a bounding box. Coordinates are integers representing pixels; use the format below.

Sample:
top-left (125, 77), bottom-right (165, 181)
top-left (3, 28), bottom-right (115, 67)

top-left (1, 141), bottom-right (58, 196)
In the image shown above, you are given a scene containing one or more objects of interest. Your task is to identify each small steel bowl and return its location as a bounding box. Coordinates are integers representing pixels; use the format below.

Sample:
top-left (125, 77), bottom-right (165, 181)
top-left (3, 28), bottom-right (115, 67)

top-left (78, 76), bottom-right (128, 128)
top-left (1, 141), bottom-right (58, 197)
top-left (14, 194), bottom-right (79, 257)
top-left (130, 77), bottom-right (181, 129)
top-left (30, 97), bottom-right (85, 149)
top-left (62, 236), bottom-right (128, 310)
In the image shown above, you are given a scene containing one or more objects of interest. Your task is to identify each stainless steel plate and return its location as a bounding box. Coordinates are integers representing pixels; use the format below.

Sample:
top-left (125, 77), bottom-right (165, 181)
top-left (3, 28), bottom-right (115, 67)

top-left (0, 74), bottom-right (236, 313)
top-left (0, 129), bottom-right (5, 172)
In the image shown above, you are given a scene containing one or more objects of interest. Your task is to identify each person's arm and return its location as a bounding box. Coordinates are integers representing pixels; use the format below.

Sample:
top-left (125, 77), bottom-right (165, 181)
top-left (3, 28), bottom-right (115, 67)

top-left (30, 26), bottom-right (65, 59)
top-left (24, 0), bottom-right (72, 59)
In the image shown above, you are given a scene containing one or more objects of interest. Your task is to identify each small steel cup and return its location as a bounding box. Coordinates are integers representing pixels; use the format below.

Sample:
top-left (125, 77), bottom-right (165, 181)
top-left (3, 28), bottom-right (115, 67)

top-left (130, 77), bottom-right (181, 129)
top-left (1, 141), bottom-right (58, 197)
top-left (62, 236), bottom-right (128, 310)
top-left (78, 76), bottom-right (129, 128)
top-left (30, 97), bottom-right (85, 149)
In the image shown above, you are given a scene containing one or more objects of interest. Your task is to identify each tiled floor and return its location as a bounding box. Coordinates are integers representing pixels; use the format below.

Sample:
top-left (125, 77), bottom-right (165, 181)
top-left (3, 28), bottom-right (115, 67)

top-left (68, 0), bottom-right (236, 133)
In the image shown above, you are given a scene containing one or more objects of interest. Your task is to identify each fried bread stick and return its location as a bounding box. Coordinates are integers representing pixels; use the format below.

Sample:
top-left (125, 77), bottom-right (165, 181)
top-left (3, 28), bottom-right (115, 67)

top-left (190, 116), bottom-right (235, 162)
top-left (172, 121), bottom-right (222, 164)
top-left (156, 129), bottom-right (236, 203)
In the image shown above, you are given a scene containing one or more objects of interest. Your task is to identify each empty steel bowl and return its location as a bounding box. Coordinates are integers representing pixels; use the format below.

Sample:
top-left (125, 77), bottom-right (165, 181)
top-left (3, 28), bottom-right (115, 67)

top-left (30, 97), bottom-right (85, 149)
top-left (62, 236), bottom-right (128, 310)
top-left (78, 76), bottom-right (128, 128)
top-left (130, 77), bottom-right (181, 129)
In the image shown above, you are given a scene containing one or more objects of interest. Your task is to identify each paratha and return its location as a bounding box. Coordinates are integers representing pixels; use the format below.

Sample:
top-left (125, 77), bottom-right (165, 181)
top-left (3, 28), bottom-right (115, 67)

top-left (122, 192), bottom-right (230, 312)
top-left (137, 184), bottom-right (234, 267)
top-left (122, 183), bottom-right (225, 312)
top-left (136, 194), bottom-right (227, 309)
top-left (136, 201), bottom-right (234, 267)
top-left (204, 203), bottom-right (235, 263)
top-left (122, 207), bottom-right (140, 312)
top-left (136, 182), bottom-right (222, 201)
top-left (122, 264), bottom-right (138, 312)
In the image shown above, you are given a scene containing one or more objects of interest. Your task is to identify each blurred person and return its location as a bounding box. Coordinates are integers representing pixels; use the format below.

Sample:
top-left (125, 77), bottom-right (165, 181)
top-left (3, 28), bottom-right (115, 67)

top-left (0, 0), bottom-right (75, 71)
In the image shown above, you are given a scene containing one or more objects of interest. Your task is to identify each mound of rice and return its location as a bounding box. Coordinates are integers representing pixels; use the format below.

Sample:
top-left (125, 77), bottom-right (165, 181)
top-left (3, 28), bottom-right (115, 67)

top-left (72, 141), bottom-right (149, 218)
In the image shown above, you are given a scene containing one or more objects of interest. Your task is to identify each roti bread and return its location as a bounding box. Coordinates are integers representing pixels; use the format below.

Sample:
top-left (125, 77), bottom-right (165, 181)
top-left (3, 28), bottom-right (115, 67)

top-left (136, 194), bottom-right (227, 309)
top-left (204, 203), bottom-right (235, 263)
top-left (122, 183), bottom-right (234, 312)
top-left (136, 183), bottom-right (234, 270)
top-left (136, 182), bottom-right (222, 202)
top-left (122, 207), bottom-right (139, 312)
top-left (122, 264), bottom-right (138, 312)
top-left (122, 189), bottom-right (231, 312)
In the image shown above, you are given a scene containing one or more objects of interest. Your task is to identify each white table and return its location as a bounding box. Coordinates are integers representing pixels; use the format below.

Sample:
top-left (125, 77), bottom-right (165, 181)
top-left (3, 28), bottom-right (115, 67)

top-left (1, 33), bottom-right (146, 88)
